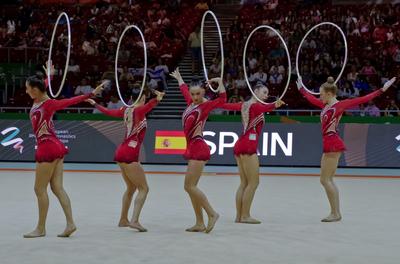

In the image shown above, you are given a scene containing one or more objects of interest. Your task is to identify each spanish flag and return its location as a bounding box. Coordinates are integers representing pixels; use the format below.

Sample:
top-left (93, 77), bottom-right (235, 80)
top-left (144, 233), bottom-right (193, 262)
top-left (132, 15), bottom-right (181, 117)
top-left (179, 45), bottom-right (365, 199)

top-left (155, 131), bottom-right (187, 154)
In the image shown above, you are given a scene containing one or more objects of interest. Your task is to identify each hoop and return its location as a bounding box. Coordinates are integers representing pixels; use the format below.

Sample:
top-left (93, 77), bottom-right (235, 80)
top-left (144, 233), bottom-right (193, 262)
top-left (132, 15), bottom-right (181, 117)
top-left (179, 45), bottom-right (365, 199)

top-left (296, 22), bottom-right (348, 95)
top-left (115, 25), bottom-right (147, 108)
top-left (243, 25), bottom-right (291, 105)
top-left (200, 10), bottom-right (224, 93)
top-left (47, 12), bottom-right (71, 98)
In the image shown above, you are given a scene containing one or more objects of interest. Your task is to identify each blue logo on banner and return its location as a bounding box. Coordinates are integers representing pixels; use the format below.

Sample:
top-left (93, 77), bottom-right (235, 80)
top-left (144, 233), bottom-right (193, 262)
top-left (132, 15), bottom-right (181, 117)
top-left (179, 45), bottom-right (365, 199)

top-left (1, 127), bottom-right (24, 154)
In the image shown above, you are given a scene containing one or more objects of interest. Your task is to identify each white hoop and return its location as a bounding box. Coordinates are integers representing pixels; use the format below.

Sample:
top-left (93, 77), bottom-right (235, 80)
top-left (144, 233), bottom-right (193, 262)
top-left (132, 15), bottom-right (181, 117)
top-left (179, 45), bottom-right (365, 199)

top-left (243, 25), bottom-right (291, 105)
top-left (200, 10), bottom-right (224, 93)
top-left (296, 22), bottom-right (348, 95)
top-left (115, 25), bottom-right (147, 108)
top-left (47, 12), bottom-right (71, 98)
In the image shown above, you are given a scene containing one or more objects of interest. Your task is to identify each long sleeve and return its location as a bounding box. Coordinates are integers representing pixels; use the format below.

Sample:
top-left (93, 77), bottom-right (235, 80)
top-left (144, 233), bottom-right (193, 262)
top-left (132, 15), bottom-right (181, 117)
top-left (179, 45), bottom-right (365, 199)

top-left (47, 94), bottom-right (91, 112)
top-left (135, 98), bottom-right (159, 120)
top-left (299, 87), bottom-right (325, 109)
top-left (180, 83), bottom-right (192, 105)
top-left (252, 102), bottom-right (276, 113)
top-left (94, 103), bottom-right (125, 118)
top-left (220, 102), bottom-right (242, 111)
top-left (337, 89), bottom-right (383, 110)
top-left (203, 92), bottom-right (227, 113)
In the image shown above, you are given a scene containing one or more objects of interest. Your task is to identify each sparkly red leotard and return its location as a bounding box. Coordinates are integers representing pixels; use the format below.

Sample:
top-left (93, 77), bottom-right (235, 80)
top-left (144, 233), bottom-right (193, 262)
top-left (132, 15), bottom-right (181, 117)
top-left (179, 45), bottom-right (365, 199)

top-left (222, 100), bottom-right (275, 155)
top-left (30, 94), bottom-right (92, 162)
top-left (299, 87), bottom-right (383, 152)
top-left (180, 83), bottom-right (226, 161)
top-left (94, 98), bottom-right (158, 163)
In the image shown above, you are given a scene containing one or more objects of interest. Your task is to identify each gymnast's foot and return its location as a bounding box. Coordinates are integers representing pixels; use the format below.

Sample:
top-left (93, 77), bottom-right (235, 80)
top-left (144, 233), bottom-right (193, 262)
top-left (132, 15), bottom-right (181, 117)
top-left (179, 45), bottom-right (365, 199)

top-left (321, 213), bottom-right (342, 222)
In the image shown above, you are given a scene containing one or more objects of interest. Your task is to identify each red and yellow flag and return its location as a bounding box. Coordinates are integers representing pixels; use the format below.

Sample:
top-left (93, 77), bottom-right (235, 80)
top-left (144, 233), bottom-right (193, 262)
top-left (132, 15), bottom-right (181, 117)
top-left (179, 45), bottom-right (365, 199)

top-left (154, 131), bottom-right (186, 154)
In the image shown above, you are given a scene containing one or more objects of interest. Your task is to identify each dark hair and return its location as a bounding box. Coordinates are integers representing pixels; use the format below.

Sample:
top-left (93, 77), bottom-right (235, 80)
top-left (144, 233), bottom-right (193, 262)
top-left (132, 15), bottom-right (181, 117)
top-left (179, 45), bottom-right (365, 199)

top-left (26, 74), bottom-right (46, 92)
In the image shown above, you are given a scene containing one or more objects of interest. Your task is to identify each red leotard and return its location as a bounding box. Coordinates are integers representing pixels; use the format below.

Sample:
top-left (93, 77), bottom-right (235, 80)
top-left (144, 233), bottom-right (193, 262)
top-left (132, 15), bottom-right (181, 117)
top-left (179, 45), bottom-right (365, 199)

top-left (94, 98), bottom-right (158, 163)
top-left (180, 83), bottom-right (227, 161)
top-left (222, 101), bottom-right (275, 156)
top-left (299, 87), bottom-right (383, 152)
top-left (30, 94), bottom-right (92, 162)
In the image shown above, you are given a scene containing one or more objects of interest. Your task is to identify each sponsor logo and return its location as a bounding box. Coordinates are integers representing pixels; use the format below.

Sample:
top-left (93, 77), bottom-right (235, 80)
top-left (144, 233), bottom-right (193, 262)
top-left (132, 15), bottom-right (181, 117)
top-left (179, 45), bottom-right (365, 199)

top-left (1, 127), bottom-right (24, 154)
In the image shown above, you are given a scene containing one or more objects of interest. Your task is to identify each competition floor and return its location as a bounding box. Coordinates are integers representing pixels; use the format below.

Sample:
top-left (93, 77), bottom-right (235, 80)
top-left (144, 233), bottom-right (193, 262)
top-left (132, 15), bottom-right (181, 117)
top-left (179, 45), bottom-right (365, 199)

top-left (0, 162), bottom-right (399, 264)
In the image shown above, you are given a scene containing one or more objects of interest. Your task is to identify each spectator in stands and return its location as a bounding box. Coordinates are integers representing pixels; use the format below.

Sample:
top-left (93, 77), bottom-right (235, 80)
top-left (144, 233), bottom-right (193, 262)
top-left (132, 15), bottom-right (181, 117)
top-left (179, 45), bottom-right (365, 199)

top-left (384, 100), bottom-right (400, 117)
top-left (154, 58), bottom-right (170, 90)
top-left (354, 75), bottom-right (370, 92)
top-left (107, 95), bottom-right (124, 110)
top-left (247, 52), bottom-right (258, 71)
top-left (234, 71), bottom-right (247, 91)
top-left (74, 78), bottom-right (94, 95)
top-left (360, 60), bottom-right (377, 76)
top-left (250, 67), bottom-right (267, 85)
top-left (119, 66), bottom-right (134, 81)
top-left (195, 0), bottom-right (209, 10)
top-left (82, 40), bottom-right (95, 55)
top-left (67, 59), bottom-right (80, 74)
top-left (209, 58), bottom-right (222, 78)
top-left (269, 67), bottom-right (283, 85)
top-left (347, 65), bottom-right (358, 83)
top-left (188, 27), bottom-right (201, 75)
top-left (364, 100), bottom-right (380, 117)
top-left (228, 87), bottom-right (244, 103)
top-left (339, 81), bottom-right (359, 98)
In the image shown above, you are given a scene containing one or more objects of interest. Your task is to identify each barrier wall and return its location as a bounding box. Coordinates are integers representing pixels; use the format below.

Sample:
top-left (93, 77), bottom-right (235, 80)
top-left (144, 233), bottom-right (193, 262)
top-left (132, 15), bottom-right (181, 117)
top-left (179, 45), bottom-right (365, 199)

top-left (1, 120), bottom-right (400, 167)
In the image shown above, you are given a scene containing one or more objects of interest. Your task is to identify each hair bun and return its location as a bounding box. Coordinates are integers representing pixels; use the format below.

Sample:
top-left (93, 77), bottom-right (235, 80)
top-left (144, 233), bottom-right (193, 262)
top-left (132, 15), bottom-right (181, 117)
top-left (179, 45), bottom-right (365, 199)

top-left (35, 72), bottom-right (45, 80)
top-left (327, 76), bottom-right (335, 84)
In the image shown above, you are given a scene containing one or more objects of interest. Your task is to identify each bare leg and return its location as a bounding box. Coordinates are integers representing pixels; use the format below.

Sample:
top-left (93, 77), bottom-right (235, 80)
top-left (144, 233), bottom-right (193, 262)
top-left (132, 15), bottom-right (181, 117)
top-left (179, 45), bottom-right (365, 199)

top-left (24, 160), bottom-right (57, 238)
top-left (320, 152), bottom-right (342, 222)
top-left (184, 160), bottom-right (219, 233)
top-left (123, 162), bottom-right (148, 232)
top-left (117, 163), bottom-right (136, 227)
top-left (235, 156), bottom-right (247, 223)
top-left (49, 159), bottom-right (77, 237)
top-left (240, 154), bottom-right (261, 224)
top-left (184, 162), bottom-right (205, 232)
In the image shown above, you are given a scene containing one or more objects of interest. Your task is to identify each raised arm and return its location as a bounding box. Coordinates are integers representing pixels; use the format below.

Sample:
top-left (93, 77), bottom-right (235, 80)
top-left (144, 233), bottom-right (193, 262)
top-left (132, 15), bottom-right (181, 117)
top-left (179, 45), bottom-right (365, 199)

top-left (203, 78), bottom-right (227, 112)
top-left (297, 79), bottom-right (325, 109)
top-left (135, 98), bottom-right (159, 120)
top-left (170, 68), bottom-right (192, 105)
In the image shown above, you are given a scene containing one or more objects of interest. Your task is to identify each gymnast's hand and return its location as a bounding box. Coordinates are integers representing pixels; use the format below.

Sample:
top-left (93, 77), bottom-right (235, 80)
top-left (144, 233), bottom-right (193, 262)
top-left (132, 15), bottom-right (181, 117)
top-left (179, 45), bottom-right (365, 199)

top-left (85, 99), bottom-right (96, 106)
top-left (170, 68), bottom-right (184, 85)
top-left (154, 90), bottom-right (165, 101)
top-left (381, 77), bottom-right (396, 92)
top-left (92, 81), bottom-right (107, 96)
top-left (42, 60), bottom-right (55, 77)
top-left (275, 99), bottom-right (286, 108)
top-left (296, 78), bottom-right (303, 90)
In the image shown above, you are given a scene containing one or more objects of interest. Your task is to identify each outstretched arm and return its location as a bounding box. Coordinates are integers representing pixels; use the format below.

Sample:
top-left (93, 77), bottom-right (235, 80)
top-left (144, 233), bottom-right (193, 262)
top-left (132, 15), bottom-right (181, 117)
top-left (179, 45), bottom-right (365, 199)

top-left (338, 78), bottom-right (396, 110)
top-left (297, 79), bottom-right (324, 109)
top-left (93, 103), bottom-right (125, 118)
top-left (47, 82), bottom-right (105, 112)
top-left (220, 102), bottom-right (242, 111)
